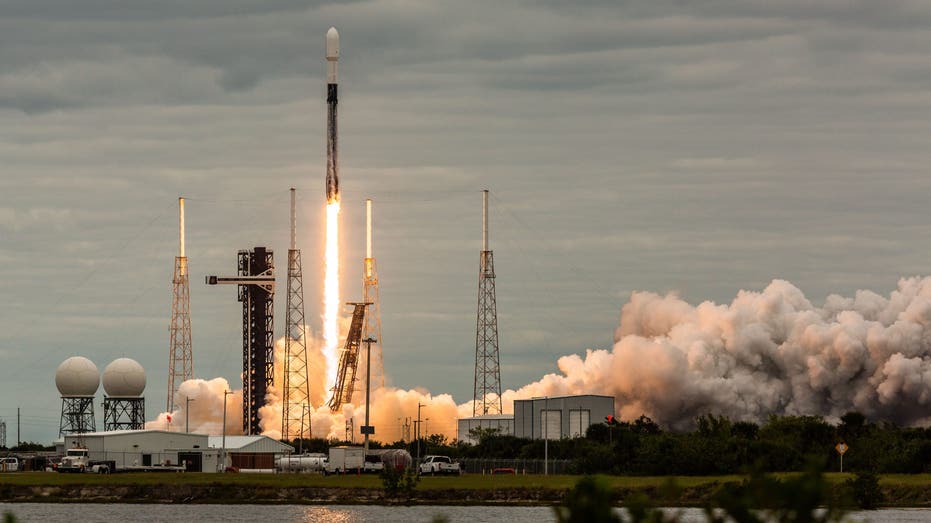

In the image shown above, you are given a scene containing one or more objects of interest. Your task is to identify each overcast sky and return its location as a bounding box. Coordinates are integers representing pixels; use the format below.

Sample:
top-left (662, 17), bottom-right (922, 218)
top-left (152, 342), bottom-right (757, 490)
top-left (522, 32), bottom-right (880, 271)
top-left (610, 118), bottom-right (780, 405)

top-left (3, 0), bottom-right (931, 443)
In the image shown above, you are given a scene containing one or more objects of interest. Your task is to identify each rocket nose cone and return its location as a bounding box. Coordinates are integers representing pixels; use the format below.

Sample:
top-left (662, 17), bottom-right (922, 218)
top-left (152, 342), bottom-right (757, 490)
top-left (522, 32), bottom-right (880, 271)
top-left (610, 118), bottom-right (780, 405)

top-left (326, 27), bottom-right (339, 59)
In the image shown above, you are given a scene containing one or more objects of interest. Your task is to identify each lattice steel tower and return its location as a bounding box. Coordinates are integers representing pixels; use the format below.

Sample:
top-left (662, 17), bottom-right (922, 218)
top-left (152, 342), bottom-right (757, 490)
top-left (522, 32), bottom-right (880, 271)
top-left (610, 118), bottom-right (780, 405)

top-left (168, 197), bottom-right (194, 412)
top-left (360, 199), bottom-right (384, 395)
top-left (282, 188), bottom-right (311, 441)
top-left (329, 302), bottom-right (369, 411)
top-left (473, 189), bottom-right (503, 415)
top-left (206, 248), bottom-right (275, 435)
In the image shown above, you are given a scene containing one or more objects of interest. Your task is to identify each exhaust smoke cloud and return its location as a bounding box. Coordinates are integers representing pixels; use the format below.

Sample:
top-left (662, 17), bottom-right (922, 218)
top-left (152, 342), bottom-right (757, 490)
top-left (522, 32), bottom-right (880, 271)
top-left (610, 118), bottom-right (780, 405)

top-left (154, 277), bottom-right (931, 439)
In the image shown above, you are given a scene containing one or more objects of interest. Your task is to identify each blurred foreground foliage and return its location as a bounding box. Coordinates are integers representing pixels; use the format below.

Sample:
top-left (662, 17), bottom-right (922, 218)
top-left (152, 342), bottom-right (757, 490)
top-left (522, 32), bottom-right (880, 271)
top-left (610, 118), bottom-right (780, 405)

top-left (556, 467), bottom-right (850, 523)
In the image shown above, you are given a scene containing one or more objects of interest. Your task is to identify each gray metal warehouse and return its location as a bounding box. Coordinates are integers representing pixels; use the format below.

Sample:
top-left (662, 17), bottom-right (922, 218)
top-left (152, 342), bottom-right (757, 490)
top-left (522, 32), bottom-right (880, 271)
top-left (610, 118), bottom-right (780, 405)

top-left (513, 394), bottom-right (615, 439)
top-left (456, 414), bottom-right (514, 444)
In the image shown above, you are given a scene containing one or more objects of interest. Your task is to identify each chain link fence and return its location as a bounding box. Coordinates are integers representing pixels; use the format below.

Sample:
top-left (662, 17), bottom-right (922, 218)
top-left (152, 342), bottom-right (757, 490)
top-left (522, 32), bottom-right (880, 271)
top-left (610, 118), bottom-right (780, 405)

top-left (459, 458), bottom-right (573, 475)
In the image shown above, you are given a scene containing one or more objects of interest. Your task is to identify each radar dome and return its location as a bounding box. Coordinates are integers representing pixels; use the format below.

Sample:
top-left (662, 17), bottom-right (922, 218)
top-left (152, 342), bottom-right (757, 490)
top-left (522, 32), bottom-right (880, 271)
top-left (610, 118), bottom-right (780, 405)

top-left (102, 358), bottom-right (146, 397)
top-left (55, 357), bottom-right (100, 397)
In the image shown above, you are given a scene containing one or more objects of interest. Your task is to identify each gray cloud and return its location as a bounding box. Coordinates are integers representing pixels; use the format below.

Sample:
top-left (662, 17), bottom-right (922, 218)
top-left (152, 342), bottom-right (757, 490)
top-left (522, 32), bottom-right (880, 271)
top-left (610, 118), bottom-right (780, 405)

top-left (4, 0), bottom-right (931, 442)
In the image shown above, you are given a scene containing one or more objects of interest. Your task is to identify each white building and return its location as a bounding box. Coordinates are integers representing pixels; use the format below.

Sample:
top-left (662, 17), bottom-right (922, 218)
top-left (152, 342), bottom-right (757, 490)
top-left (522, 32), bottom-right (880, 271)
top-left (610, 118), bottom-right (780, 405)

top-left (63, 430), bottom-right (218, 472)
top-left (208, 435), bottom-right (293, 471)
top-left (62, 431), bottom-right (293, 472)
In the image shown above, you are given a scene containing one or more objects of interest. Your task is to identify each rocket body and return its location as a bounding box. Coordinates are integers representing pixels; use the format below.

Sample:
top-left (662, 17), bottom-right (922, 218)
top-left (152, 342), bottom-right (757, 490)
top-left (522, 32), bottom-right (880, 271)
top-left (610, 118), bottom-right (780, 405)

top-left (326, 27), bottom-right (340, 203)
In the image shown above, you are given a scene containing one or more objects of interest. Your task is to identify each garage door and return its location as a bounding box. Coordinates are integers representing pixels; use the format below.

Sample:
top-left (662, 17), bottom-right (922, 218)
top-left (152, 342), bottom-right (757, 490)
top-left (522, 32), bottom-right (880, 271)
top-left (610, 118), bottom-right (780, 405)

top-left (541, 410), bottom-right (561, 440)
top-left (569, 410), bottom-right (590, 438)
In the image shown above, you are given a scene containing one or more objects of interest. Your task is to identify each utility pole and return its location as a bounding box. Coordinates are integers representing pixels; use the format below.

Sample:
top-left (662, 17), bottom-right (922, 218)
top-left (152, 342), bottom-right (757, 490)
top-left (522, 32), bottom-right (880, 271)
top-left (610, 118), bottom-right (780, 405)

top-left (16, 407), bottom-right (20, 447)
top-left (416, 403), bottom-right (426, 466)
top-left (361, 337), bottom-right (376, 455)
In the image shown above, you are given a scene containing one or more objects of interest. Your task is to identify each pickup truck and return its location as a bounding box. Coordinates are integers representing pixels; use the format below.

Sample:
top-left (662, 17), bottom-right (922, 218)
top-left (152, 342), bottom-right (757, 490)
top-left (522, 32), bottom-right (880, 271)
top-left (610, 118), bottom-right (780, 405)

top-left (418, 455), bottom-right (461, 476)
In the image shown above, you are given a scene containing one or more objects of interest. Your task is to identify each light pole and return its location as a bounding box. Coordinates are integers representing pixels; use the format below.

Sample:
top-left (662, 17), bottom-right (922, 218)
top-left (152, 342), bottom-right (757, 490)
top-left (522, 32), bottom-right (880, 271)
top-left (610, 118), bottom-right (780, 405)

top-left (186, 397), bottom-right (195, 433)
top-left (362, 337), bottom-right (376, 456)
top-left (221, 390), bottom-right (233, 472)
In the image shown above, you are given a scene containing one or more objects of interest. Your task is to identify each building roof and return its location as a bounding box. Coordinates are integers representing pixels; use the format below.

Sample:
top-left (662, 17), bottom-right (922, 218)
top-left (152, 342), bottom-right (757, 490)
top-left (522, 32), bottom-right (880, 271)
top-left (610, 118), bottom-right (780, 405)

top-left (207, 435), bottom-right (294, 453)
top-left (64, 429), bottom-right (204, 438)
top-left (515, 394), bottom-right (615, 402)
top-left (458, 414), bottom-right (514, 421)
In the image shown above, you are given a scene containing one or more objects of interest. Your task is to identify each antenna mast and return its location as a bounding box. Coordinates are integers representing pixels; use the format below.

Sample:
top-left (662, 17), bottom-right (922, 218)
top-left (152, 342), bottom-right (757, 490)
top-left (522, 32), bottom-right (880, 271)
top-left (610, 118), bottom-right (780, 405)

top-left (283, 188), bottom-right (311, 440)
top-left (473, 190), bottom-right (502, 415)
top-left (167, 197), bottom-right (194, 412)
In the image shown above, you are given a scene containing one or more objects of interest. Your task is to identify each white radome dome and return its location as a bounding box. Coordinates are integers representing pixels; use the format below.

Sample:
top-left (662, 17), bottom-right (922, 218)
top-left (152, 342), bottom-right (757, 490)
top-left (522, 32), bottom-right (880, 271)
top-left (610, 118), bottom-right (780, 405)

top-left (55, 357), bottom-right (100, 397)
top-left (102, 358), bottom-right (146, 397)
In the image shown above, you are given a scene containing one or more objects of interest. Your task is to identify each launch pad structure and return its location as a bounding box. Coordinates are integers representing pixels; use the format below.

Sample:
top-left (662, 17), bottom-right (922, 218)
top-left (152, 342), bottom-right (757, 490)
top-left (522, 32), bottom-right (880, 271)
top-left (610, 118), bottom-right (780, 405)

top-left (328, 302), bottom-right (370, 412)
top-left (474, 190), bottom-right (503, 415)
top-left (206, 247), bottom-right (275, 435)
top-left (283, 188), bottom-right (311, 441)
top-left (167, 197), bottom-right (194, 412)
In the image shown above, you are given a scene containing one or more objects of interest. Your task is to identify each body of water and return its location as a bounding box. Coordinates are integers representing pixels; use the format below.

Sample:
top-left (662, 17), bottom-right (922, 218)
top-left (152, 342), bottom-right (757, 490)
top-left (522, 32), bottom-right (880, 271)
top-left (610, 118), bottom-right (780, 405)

top-left (1, 504), bottom-right (930, 523)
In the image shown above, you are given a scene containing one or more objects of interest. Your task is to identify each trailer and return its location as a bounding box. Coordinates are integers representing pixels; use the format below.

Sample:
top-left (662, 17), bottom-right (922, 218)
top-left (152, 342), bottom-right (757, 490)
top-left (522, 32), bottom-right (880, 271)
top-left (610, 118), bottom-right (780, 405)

top-left (325, 446), bottom-right (363, 475)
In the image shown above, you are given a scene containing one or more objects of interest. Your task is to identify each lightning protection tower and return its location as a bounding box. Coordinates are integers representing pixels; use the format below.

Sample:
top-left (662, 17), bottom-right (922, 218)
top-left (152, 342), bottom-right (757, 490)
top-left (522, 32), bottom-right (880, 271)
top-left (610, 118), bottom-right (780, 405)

top-left (473, 190), bottom-right (503, 415)
top-left (206, 248), bottom-right (275, 435)
top-left (359, 199), bottom-right (384, 396)
top-left (167, 197), bottom-right (194, 412)
top-left (282, 188), bottom-right (311, 441)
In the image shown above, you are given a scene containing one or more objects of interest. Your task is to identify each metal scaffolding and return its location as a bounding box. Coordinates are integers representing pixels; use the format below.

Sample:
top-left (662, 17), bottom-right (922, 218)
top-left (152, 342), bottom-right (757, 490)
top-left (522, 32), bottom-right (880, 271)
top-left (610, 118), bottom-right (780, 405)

top-left (104, 397), bottom-right (145, 431)
top-left (167, 197), bottom-right (194, 412)
top-left (59, 397), bottom-right (96, 437)
top-left (328, 303), bottom-right (368, 411)
top-left (206, 247), bottom-right (275, 435)
top-left (282, 188), bottom-right (311, 441)
top-left (473, 190), bottom-right (503, 415)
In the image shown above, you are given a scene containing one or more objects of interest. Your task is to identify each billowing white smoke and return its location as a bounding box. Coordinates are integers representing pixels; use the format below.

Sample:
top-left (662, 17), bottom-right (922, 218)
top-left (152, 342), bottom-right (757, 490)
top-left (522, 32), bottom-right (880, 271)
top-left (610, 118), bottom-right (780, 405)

top-left (499, 277), bottom-right (931, 429)
top-left (155, 277), bottom-right (931, 437)
top-left (147, 377), bottom-right (244, 434)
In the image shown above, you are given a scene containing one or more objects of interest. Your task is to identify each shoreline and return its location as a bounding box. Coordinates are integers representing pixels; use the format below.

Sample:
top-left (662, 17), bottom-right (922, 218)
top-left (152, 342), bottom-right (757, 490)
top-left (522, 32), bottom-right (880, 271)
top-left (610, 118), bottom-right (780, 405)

top-left (1, 473), bottom-right (930, 507)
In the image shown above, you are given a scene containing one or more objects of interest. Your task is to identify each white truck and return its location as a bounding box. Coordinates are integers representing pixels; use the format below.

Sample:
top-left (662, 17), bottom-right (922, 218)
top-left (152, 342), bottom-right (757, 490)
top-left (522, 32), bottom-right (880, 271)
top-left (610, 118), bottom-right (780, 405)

top-left (418, 455), bottom-right (461, 476)
top-left (57, 448), bottom-right (113, 474)
top-left (325, 446), bottom-right (364, 475)
top-left (0, 457), bottom-right (18, 472)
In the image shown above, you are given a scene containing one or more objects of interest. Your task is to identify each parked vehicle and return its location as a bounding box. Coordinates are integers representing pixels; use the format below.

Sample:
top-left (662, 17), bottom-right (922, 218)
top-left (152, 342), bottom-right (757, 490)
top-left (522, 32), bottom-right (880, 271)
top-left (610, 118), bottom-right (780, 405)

top-left (276, 453), bottom-right (328, 473)
top-left (363, 454), bottom-right (384, 473)
top-left (57, 448), bottom-right (114, 474)
top-left (0, 457), bottom-right (19, 472)
top-left (418, 455), bottom-right (461, 476)
top-left (325, 446), bottom-right (364, 475)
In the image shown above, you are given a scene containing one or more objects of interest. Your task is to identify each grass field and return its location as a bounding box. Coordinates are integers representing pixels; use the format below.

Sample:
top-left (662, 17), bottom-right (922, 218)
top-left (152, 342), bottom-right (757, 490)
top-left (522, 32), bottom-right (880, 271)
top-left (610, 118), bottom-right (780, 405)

top-left (2, 472), bottom-right (930, 489)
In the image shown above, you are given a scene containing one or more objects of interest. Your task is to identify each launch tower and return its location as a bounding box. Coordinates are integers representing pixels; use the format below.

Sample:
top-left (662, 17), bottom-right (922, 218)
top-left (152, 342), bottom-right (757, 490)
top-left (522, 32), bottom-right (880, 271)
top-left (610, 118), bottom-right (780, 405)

top-left (473, 190), bottom-right (503, 415)
top-left (206, 247), bottom-right (275, 435)
top-left (167, 197), bottom-right (193, 412)
top-left (283, 188), bottom-right (311, 440)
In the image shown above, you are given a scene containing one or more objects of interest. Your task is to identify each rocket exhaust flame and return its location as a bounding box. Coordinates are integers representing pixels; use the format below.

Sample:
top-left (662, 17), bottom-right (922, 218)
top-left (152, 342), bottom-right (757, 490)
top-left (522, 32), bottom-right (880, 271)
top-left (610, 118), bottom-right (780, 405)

top-left (323, 201), bottom-right (340, 404)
